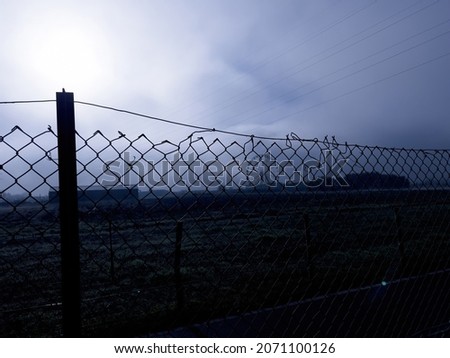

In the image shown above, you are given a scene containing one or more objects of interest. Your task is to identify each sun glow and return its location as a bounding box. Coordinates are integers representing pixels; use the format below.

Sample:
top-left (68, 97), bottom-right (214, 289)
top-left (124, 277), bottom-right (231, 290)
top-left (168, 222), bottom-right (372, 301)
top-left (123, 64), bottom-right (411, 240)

top-left (16, 12), bottom-right (110, 94)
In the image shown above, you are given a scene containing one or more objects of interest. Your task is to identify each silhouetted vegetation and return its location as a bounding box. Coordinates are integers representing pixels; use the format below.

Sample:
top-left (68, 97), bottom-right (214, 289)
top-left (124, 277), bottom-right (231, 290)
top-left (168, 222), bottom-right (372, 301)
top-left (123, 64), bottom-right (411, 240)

top-left (345, 172), bottom-right (410, 189)
top-left (306, 172), bottom-right (410, 190)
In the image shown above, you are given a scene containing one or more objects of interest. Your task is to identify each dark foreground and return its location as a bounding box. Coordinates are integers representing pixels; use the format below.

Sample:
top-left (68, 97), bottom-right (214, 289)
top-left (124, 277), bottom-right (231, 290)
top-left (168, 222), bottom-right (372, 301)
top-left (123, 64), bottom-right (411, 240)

top-left (150, 269), bottom-right (450, 338)
top-left (1, 189), bottom-right (449, 337)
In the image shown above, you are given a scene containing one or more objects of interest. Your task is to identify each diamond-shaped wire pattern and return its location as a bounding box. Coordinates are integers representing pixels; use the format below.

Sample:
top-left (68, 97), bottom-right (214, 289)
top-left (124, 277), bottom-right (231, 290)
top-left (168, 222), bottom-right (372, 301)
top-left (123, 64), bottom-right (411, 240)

top-left (0, 126), bottom-right (60, 337)
top-left (73, 130), bottom-right (449, 337)
top-left (1, 125), bottom-right (449, 337)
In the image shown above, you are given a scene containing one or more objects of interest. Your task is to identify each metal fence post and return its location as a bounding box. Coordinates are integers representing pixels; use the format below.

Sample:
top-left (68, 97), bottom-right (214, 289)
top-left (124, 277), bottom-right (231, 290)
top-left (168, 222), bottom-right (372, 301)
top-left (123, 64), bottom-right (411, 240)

top-left (303, 213), bottom-right (313, 279)
top-left (56, 90), bottom-right (81, 337)
top-left (394, 207), bottom-right (405, 259)
top-left (108, 218), bottom-right (116, 283)
top-left (174, 221), bottom-right (184, 311)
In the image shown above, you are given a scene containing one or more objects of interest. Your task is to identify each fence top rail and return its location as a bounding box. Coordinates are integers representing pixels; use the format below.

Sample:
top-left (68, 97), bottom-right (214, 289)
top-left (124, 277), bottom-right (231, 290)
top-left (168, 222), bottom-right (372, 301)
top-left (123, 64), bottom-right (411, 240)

top-left (0, 99), bottom-right (55, 105)
top-left (74, 101), bottom-right (450, 152)
top-left (1, 97), bottom-right (449, 152)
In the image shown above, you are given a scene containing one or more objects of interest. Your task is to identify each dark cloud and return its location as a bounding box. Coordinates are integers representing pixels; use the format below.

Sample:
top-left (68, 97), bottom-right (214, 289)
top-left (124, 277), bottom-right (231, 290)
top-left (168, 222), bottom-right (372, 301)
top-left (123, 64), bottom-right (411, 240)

top-left (0, 0), bottom-right (449, 148)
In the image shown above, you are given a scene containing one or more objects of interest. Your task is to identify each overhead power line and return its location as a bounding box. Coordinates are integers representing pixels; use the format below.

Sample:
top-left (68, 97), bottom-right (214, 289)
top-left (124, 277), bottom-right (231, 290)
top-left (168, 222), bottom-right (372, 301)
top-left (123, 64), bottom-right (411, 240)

top-left (241, 26), bottom-right (450, 123)
top-left (165, 0), bottom-right (378, 118)
top-left (278, 50), bottom-right (450, 121)
top-left (188, 0), bottom-right (440, 124)
top-left (195, 19), bottom-right (450, 125)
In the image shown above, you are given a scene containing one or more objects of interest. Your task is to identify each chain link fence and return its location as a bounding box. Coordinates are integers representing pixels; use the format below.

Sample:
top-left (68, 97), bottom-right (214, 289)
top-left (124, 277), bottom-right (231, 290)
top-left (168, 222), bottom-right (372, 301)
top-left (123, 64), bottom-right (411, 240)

top-left (1, 109), bottom-right (449, 337)
top-left (0, 126), bottom-right (61, 336)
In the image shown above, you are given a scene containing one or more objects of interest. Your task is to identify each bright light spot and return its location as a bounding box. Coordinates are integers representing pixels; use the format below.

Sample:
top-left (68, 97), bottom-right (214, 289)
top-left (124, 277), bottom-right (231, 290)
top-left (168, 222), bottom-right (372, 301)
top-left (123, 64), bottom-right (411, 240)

top-left (14, 10), bottom-right (111, 94)
top-left (381, 281), bottom-right (388, 286)
top-left (30, 30), bottom-right (105, 90)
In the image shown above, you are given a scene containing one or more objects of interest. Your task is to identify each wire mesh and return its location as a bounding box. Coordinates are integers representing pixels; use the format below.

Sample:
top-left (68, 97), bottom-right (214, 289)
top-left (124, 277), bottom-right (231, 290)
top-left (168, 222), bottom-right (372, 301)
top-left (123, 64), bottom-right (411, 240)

top-left (73, 130), bottom-right (450, 337)
top-left (0, 126), bottom-right (61, 337)
top-left (1, 125), bottom-right (449, 337)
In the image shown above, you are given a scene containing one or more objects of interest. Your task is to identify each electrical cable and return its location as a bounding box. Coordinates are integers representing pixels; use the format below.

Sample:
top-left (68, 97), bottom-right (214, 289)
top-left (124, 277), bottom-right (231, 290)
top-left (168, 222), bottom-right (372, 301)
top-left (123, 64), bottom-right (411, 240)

top-left (187, 0), bottom-right (439, 123)
top-left (241, 27), bottom-right (450, 123)
top-left (277, 50), bottom-right (450, 121)
top-left (195, 18), bottom-right (450, 124)
top-left (165, 0), bottom-right (378, 118)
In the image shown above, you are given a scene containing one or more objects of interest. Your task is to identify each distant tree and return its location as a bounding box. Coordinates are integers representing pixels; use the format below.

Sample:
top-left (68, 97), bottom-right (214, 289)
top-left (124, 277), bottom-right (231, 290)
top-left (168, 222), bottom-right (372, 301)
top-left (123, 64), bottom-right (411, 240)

top-left (344, 172), bottom-right (410, 189)
top-left (305, 172), bottom-right (410, 190)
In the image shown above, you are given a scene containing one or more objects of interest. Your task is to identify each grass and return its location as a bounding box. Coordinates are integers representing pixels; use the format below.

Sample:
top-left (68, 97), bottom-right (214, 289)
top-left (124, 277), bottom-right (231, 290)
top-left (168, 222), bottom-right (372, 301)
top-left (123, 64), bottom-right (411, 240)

top-left (0, 190), bottom-right (449, 336)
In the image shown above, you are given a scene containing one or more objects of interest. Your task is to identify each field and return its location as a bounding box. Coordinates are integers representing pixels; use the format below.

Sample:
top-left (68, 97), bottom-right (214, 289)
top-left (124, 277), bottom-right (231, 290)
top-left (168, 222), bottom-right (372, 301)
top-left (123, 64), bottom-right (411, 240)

top-left (0, 188), bottom-right (449, 337)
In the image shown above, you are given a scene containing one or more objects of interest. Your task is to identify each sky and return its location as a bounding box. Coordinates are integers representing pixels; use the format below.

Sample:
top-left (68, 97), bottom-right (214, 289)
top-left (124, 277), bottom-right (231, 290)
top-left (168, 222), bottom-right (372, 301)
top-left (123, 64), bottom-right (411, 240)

top-left (0, 0), bottom-right (450, 149)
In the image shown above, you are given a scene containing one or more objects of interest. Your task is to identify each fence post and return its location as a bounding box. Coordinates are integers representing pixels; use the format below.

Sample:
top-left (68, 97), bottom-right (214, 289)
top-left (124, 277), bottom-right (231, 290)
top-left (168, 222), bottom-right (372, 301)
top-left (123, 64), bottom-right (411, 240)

top-left (394, 207), bottom-right (405, 259)
top-left (108, 219), bottom-right (116, 283)
top-left (303, 213), bottom-right (312, 279)
top-left (174, 221), bottom-right (184, 311)
top-left (56, 90), bottom-right (81, 337)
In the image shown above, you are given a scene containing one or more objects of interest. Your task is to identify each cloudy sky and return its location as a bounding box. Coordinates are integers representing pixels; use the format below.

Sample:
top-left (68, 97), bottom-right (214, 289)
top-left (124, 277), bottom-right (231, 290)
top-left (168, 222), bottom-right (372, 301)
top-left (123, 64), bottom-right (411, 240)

top-left (1, 0), bottom-right (449, 148)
